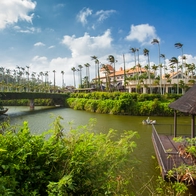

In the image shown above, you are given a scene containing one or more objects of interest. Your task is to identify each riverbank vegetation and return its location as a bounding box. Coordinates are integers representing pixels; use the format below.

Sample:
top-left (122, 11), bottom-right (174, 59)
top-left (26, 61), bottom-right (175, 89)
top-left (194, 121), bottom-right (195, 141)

top-left (0, 117), bottom-right (193, 195)
top-left (0, 117), bottom-right (139, 195)
top-left (1, 98), bottom-right (54, 106)
top-left (67, 92), bottom-right (182, 116)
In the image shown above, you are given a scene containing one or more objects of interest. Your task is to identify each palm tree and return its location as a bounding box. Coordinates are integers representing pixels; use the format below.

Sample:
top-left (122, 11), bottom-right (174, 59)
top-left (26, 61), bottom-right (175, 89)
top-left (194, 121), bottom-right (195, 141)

top-left (61, 71), bottom-right (65, 88)
top-left (26, 66), bottom-right (30, 91)
top-left (71, 67), bottom-right (76, 88)
top-left (175, 43), bottom-right (183, 72)
top-left (91, 56), bottom-right (98, 86)
top-left (0, 67), bottom-right (5, 82)
top-left (151, 64), bottom-right (158, 77)
top-left (5, 69), bottom-right (11, 91)
top-left (78, 65), bottom-right (83, 88)
top-left (91, 56), bottom-right (101, 90)
top-left (84, 63), bottom-right (90, 88)
top-left (19, 67), bottom-right (25, 86)
top-left (96, 59), bottom-right (101, 90)
top-left (160, 54), bottom-right (166, 94)
top-left (143, 48), bottom-right (152, 93)
top-left (130, 48), bottom-right (138, 83)
top-left (101, 64), bottom-right (111, 91)
top-left (136, 48), bottom-right (141, 74)
top-left (123, 54), bottom-right (127, 89)
top-left (53, 70), bottom-right (56, 91)
top-left (151, 39), bottom-right (162, 94)
top-left (44, 71), bottom-right (49, 87)
top-left (169, 57), bottom-right (179, 94)
top-left (107, 55), bottom-right (116, 90)
top-left (39, 72), bottom-right (44, 83)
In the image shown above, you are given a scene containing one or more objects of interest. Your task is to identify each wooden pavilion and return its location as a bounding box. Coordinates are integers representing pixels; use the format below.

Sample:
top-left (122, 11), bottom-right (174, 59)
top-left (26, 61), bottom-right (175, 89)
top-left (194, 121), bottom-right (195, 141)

top-left (169, 84), bottom-right (196, 138)
top-left (152, 85), bottom-right (196, 179)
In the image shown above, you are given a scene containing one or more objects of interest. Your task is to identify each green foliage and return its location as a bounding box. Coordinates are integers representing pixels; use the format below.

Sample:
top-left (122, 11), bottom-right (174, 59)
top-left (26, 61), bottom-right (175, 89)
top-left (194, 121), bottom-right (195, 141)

top-left (67, 92), bottom-right (176, 116)
top-left (2, 99), bottom-right (54, 106)
top-left (0, 117), bottom-right (139, 195)
top-left (154, 176), bottom-right (188, 196)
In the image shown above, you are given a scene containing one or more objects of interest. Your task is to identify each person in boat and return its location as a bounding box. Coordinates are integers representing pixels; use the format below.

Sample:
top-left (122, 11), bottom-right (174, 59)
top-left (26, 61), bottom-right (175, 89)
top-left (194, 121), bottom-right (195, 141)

top-left (146, 117), bottom-right (150, 124)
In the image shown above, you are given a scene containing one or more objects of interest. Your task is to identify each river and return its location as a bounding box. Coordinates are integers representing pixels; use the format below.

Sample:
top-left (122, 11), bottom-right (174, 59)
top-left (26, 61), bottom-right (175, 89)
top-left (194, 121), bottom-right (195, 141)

top-left (2, 106), bottom-right (196, 194)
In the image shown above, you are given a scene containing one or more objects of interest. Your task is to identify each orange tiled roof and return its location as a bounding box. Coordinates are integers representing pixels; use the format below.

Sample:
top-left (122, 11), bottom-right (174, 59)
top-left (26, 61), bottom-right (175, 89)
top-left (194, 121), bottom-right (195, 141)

top-left (100, 64), bottom-right (114, 71)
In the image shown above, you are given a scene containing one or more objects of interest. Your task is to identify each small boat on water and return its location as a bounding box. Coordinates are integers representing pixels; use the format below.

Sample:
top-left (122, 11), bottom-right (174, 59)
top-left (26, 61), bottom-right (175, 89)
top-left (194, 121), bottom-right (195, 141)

top-left (142, 117), bottom-right (156, 125)
top-left (0, 107), bottom-right (8, 115)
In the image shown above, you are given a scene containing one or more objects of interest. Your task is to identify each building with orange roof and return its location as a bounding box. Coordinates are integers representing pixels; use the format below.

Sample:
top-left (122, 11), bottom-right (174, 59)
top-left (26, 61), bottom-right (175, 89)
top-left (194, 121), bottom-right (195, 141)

top-left (92, 64), bottom-right (193, 94)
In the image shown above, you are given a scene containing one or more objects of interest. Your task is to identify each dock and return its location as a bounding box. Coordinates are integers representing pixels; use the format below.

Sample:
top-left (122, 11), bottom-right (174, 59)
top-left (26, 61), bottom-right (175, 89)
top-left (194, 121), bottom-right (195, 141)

top-left (152, 124), bottom-right (194, 180)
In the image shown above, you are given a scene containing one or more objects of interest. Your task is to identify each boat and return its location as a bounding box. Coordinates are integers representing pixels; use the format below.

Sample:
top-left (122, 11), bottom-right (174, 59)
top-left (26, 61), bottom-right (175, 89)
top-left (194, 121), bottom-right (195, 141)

top-left (0, 107), bottom-right (8, 115)
top-left (142, 117), bottom-right (156, 125)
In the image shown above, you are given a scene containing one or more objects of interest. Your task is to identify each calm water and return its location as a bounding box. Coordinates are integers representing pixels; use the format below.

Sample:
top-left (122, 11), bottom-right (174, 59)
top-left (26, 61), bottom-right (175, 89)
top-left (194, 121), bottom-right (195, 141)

top-left (2, 106), bottom-right (196, 194)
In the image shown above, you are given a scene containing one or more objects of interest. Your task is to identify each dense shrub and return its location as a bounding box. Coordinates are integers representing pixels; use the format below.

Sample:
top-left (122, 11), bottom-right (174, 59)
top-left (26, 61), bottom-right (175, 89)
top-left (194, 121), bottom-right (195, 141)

top-left (67, 93), bottom-right (174, 116)
top-left (0, 118), bottom-right (138, 195)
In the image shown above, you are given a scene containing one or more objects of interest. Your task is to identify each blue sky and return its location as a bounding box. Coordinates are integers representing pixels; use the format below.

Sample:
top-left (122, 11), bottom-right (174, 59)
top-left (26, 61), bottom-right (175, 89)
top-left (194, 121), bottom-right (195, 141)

top-left (0, 0), bottom-right (196, 87)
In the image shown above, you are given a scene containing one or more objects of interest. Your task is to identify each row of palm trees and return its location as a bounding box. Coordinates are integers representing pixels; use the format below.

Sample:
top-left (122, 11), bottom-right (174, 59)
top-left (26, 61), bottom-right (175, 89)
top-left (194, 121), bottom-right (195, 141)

top-left (71, 40), bottom-right (194, 94)
top-left (71, 54), bottom-right (118, 90)
top-left (0, 66), bottom-right (67, 92)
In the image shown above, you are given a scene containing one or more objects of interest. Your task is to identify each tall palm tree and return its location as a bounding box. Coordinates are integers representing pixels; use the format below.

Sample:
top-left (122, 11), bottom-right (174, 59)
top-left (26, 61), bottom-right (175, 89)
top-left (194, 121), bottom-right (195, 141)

top-left (91, 56), bottom-right (100, 90)
top-left (44, 71), bottom-right (49, 87)
top-left (84, 63), bottom-right (90, 88)
top-left (61, 71), bottom-right (65, 88)
top-left (107, 55), bottom-right (116, 90)
top-left (136, 48), bottom-right (141, 74)
top-left (39, 72), bottom-right (44, 83)
top-left (130, 48), bottom-right (138, 80)
top-left (5, 69), bottom-right (11, 91)
top-left (143, 48), bottom-right (152, 93)
top-left (0, 67), bottom-right (5, 82)
top-left (91, 56), bottom-right (97, 85)
top-left (16, 66), bottom-right (20, 84)
top-left (174, 42), bottom-right (183, 73)
top-left (151, 64), bottom-right (158, 77)
top-left (123, 54), bottom-right (127, 89)
top-left (71, 67), bottom-right (76, 88)
top-left (160, 54), bottom-right (166, 94)
top-left (151, 39), bottom-right (162, 94)
top-left (78, 65), bottom-right (83, 88)
top-left (26, 66), bottom-right (30, 91)
top-left (169, 57), bottom-right (179, 94)
top-left (102, 64), bottom-right (111, 91)
top-left (53, 70), bottom-right (56, 91)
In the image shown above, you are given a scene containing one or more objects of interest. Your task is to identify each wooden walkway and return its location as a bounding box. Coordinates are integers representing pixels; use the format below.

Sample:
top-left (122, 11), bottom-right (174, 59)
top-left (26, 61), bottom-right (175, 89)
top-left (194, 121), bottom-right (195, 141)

top-left (159, 135), bottom-right (193, 165)
top-left (152, 128), bottom-right (194, 180)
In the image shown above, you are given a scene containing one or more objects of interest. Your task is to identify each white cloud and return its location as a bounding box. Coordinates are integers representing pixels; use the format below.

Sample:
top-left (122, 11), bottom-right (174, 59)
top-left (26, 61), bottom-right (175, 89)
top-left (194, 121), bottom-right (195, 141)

top-left (0, 0), bottom-right (36, 29)
top-left (30, 56), bottom-right (48, 73)
top-left (95, 10), bottom-right (116, 22)
top-left (77, 7), bottom-right (92, 25)
top-left (125, 24), bottom-right (159, 44)
top-left (48, 45), bottom-right (55, 49)
top-left (14, 26), bottom-right (41, 33)
top-left (61, 29), bottom-right (113, 57)
top-left (34, 42), bottom-right (45, 47)
top-left (32, 55), bottom-right (47, 63)
top-left (183, 54), bottom-right (196, 64)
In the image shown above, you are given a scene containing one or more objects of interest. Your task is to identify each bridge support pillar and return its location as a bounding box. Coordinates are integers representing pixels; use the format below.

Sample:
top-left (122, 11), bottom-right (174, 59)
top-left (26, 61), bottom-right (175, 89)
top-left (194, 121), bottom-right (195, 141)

top-left (29, 99), bottom-right (34, 110)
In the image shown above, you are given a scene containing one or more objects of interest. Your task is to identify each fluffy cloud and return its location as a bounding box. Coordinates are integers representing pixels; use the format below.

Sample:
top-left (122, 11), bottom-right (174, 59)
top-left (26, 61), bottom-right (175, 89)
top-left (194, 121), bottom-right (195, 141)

top-left (77, 7), bottom-right (92, 25)
top-left (125, 24), bottom-right (159, 44)
top-left (0, 0), bottom-right (36, 29)
top-left (34, 42), bottom-right (45, 47)
top-left (95, 10), bottom-right (116, 22)
top-left (61, 29), bottom-right (113, 57)
top-left (32, 55), bottom-right (47, 63)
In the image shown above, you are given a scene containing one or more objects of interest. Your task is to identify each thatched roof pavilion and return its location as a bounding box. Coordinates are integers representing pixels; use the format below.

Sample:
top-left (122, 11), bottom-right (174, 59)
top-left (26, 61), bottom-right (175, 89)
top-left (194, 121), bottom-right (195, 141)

top-left (169, 84), bottom-right (196, 138)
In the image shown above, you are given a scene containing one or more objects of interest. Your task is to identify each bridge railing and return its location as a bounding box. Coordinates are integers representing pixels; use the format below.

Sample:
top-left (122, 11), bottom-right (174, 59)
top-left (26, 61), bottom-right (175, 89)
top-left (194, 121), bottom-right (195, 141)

top-left (152, 125), bottom-right (186, 173)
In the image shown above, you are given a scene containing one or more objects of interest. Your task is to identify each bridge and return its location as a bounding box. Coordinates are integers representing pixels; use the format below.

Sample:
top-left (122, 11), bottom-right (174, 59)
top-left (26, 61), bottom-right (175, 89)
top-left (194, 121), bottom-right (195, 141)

top-left (0, 92), bottom-right (70, 110)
